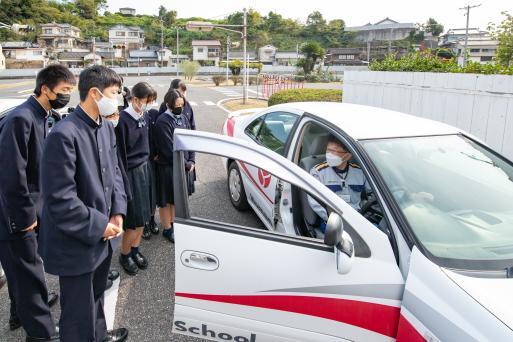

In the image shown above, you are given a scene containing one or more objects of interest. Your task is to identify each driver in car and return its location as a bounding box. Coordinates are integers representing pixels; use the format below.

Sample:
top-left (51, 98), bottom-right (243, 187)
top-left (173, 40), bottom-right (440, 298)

top-left (308, 136), bottom-right (366, 232)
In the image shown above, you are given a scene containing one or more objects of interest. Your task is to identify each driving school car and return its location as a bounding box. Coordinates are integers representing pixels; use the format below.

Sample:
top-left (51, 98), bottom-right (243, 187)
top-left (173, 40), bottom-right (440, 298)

top-left (171, 101), bottom-right (513, 342)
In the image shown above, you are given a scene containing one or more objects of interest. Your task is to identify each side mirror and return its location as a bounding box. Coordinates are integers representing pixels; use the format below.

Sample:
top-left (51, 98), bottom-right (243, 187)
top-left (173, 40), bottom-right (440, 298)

top-left (324, 213), bottom-right (354, 275)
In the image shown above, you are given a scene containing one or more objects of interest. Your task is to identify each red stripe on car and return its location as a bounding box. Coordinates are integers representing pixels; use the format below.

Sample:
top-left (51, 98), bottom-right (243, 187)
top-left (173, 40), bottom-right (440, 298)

top-left (176, 293), bottom-right (401, 338)
top-left (238, 161), bottom-right (273, 204)
top-left (396, 314), bottom-right (426, 342)
top-left (226, 117), bottom-right (235, 137)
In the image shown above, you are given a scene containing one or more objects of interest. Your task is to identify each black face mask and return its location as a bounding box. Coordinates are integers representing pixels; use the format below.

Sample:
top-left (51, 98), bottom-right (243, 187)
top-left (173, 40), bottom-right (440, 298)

top-left (49, 92), bottom-right (71, 109)
top-left (172, 107), bottom-right (183, 115)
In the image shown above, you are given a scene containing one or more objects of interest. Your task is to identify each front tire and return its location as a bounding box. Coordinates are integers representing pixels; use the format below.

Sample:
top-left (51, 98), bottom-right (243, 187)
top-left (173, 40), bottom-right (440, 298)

top-left (228, 161), bottom-right (250, 211)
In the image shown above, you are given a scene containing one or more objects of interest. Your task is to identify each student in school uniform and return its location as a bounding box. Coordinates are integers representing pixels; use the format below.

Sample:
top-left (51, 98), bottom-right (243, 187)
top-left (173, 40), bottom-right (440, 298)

top-left (143, 104), bottom-right (160, 240)
top-left (0, 64), bottom-right (76, 342)
top-left (154, 89), bottom-right (196, 242)
top-left (116, 82), bottom-right (156, 275)
top-left (159, 79), bottom-right (196, 130)
top-left (38, 65), bottom-right (128, 342)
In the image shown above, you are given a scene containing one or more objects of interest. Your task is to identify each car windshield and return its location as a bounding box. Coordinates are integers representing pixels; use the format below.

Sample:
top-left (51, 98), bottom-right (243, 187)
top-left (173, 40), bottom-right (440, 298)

top-left (362, 134), bottom-right (513, 269)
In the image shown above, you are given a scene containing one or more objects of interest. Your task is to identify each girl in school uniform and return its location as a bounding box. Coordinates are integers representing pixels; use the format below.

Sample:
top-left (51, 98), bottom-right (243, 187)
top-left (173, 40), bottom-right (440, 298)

top-left (116, 82), bottom-right (157, 275)
top-left (154, 89), bottom-right (195, 243)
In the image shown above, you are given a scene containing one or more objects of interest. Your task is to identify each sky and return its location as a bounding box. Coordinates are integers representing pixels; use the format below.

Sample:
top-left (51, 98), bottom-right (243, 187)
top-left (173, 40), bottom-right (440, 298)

top-left (106, 0), bottom-right (513, 31)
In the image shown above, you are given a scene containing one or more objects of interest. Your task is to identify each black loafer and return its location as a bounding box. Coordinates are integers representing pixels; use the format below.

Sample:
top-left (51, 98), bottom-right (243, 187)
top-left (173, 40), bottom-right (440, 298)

top-left (48, 291), bottom-right (59, 307)
top-left (132, 252), bottom-right (148, 269)
top-left (104, 328), bottom-right (128, 342)
top-left (149, 221), bottom-right (159, 235)
top-left (142, 224), bottom-right (152, 240)
top-left (9, 314), bottom-right (21, 331)
top-left (119, 255), bottom-right (138, 275)
top-left (106, 278), bottom-right (113, 290)
top-left (162, 228), bottom-right (174, 243)
top-left (25, 334), bottom-right (60, 342)
top-left (108, 270), bottom-right (120, 281)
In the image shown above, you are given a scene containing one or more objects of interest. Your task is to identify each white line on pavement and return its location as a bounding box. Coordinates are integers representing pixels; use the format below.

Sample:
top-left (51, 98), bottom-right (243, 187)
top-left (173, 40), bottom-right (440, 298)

top-left (203, 101), bottom-right (215, 106)
top-left (104, 277), bottom-right (120, 330)
top-left (189, 101), bottom-right (197, 106)
top-left (17, 88), bottom-right (33, 94)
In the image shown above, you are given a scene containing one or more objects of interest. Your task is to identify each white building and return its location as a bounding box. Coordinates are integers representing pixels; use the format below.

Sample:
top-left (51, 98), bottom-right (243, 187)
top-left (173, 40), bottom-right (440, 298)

top-left (0, 45), bottom-right (5, 70)
top-left (1, 42), bottom-right (47, 63)
top-left (258, 45), bottom-right (277, 64)
top-left (119, 7), bottom-right (136, 16)
top-left (109, 25), bottom-right (145, 50)
top-left (455, 37), bottom-right (499, 64)
top-left (274, 51), bottom-right (304, 66)
top-left (439, 28), bottom-right (489, 45)
top-left (192, 40), bottom-right (221, 65)
top-left (38, 23), bottom-right (84, 50)
top-left (346, 18), bottom-right (416, 42)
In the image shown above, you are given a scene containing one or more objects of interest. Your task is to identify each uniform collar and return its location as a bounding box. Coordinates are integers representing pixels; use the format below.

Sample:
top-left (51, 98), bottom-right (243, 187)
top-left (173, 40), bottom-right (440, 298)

top-left (28, 95), bottom-right (51, 119)
top-left (125, 104), bottom-right (144, 122)
top-left (334, 164), bottom-right (349, 174)
top-left (75, 105), bottom-right (102, 128)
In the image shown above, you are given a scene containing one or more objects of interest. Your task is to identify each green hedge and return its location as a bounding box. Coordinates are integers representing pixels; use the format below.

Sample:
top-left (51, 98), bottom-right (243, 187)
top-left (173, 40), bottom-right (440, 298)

top-left (268, 88), bottom-right (342, 106)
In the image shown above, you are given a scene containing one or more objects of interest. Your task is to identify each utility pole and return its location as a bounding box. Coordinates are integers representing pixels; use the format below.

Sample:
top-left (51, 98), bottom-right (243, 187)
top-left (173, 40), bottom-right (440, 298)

top-left (367, 41), bottom-right (371, 63)
top-left (160, 18), bottom-right (164, 67)
top-left (243, 8), bottom-right (248, 104)
top-left (176, 27), bottom-right (180, 76)
top-left (226, 36), bottom-right (230, 85)
top-left (92, 37), bottom-right (96, 65)
top-left (460, 3), bottom-right (481, 66)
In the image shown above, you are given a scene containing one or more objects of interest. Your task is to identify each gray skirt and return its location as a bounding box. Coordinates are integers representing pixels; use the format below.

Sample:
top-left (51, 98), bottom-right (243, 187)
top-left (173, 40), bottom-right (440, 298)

top-left (124, 161), bottom-right (152, 230)
top-left (156, 163), bottom-right (174, 207)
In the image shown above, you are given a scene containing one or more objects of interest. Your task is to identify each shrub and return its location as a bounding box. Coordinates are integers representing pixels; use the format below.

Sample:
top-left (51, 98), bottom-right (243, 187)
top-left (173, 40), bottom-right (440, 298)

top-left (179, 61), bottom-right (200, 80)
top-left (268, 88), bottom-right (342, 106)
top-left (248, 76), bottom-right (257, 85)
top-left (220, 60), bottom-right (264, 75)
top-left (231, 76), bottom-right (242, 85)
top-left (212, 75), bottom-right (224, 86)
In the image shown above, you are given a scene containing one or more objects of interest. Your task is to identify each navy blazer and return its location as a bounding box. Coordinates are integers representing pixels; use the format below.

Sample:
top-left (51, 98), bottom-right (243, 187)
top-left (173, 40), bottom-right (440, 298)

top-left (38, 106), bottom-right (127, 276)
top-left (154, 111), bottom-right (195, 168)
top-left (0, 96), bottom-right (48, 240)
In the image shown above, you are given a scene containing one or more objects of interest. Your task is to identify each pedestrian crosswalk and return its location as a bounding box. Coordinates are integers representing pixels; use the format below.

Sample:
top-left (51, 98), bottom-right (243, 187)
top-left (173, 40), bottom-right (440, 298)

top-left (213, 87), bottom-right (242, 97)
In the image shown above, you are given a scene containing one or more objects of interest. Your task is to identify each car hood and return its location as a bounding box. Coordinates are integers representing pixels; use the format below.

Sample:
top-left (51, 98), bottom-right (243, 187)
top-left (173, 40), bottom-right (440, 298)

top-left (443, 268), bottom-right (513, 330)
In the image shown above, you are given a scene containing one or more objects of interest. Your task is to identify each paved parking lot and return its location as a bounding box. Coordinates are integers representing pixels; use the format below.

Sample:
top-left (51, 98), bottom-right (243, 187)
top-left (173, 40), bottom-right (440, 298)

top-left (0, 77), bottom-right (262, 341)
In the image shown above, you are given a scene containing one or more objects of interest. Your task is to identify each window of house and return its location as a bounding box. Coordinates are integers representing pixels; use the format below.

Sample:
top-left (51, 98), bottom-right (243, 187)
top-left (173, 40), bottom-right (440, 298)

top-left (129, 32), bottom-right (138, 37)
top-left (470, 49), bottom-right (480, 53)
top-left (481, 56), bottom-right (493, 62)
top-left (116, 31), bottom-right (126, 37)
top-left (197, 48), bottom-right (204, 53)
top-left (44, 29), bottom-right (53, 34)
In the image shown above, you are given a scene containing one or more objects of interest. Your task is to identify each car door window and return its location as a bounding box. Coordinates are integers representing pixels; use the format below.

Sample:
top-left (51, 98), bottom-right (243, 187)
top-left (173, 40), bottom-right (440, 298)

top-left (254, 112), bottom-right (298, 156)
top-left (245, 116), bottom-right (263, 140)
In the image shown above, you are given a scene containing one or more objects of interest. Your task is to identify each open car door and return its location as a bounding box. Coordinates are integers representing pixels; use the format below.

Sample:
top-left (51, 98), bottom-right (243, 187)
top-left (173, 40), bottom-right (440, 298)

top-left (171, 129), bottom-right (405, 342)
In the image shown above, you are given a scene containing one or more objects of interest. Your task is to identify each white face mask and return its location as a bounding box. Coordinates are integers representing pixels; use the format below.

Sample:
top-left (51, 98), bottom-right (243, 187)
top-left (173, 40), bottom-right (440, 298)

top-left (94, 88), bottom-right (119, 117)
top-left (326, 152), bottom-right (343, 168)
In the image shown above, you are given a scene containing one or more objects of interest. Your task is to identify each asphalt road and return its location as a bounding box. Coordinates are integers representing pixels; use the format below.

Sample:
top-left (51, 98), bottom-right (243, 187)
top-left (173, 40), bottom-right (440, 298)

top-left (0, 77), bottom-right (262, 341)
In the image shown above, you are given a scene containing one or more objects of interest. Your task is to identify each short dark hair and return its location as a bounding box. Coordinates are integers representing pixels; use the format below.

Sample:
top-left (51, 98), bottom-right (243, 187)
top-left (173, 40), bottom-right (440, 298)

top-left (170, 78), bottom-right (182, 89)
top-left (164, 89), bottom-right (182, 110)
top-left (78, 65), bottom-right (122, 101)
top-left (131, 82), bottom-right (156, 101)
top-left (327, 135), bottom-right (343, 148)
top-left (34, 64), bottom-right (76, 96)
top-left (179, 83), bottom-right (187, 92)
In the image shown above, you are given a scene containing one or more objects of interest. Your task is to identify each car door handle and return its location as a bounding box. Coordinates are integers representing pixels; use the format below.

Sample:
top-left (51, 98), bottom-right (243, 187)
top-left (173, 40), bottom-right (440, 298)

top-left (181, 251), bottom-right (219, 271)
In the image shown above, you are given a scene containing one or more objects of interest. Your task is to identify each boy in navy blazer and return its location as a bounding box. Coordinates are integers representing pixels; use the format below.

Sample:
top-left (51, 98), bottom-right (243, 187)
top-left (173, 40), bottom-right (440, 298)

top-left (39, 66), bottom-right (129, 342)
top-left (0, 64), bottom-right (75, 342)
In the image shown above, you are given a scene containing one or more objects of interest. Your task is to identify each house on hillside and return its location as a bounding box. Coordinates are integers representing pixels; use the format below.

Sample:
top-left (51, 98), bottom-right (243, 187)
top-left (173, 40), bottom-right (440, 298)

top-left (119, 7), bottom-right (136, 16)
top-left (192, 40), bottom-right (221, 65)
top-left (109, 25), bottom-right (145, 50)
top-left (1, 42), bottom-right (47, 67)
top-left (325, 48), bottom-right (363, 65)
top-left (346, 18), bottom-right (416, 42)
top-left (258, 45), bottom-right (277, 64)
top-left (38, 23), bottom-right (86, 51)
top-left (274, 51), bottom-right (304, 66)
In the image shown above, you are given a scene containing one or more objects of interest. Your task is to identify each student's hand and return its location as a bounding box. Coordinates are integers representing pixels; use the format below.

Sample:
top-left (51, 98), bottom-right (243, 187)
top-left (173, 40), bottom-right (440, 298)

top-left (109, 214), bottom-right (123, 230)
top-left (22, 220), bottom-right (37, 232)
top-left (189, 163), bottom-right (195, 172)
top-left (103, 223), bottom-right (122, 241)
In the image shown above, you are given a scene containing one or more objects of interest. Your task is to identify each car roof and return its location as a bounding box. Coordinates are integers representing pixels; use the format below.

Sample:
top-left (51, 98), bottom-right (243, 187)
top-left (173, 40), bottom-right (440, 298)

top-left (0, 98), bottom-right (25, 114)
top-left (270, 102), bottom-right (460, 140)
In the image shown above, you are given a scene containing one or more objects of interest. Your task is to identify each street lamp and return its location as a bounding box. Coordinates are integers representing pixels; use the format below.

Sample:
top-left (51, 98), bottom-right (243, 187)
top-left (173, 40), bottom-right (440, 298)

top-left (186, 8), bottom-right (248, 104)
top-left (170, 26), bottom-right (181, 76)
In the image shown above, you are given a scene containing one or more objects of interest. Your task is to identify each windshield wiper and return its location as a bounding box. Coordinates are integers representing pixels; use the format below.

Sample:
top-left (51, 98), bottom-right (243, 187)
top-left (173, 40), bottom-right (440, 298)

top-left (460, 152), bottom-right (494, 166)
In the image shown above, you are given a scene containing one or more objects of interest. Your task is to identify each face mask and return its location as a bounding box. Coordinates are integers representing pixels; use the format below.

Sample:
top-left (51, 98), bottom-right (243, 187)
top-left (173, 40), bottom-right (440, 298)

top-left (94, 88), bottom-right (119, 117)
top-left (326, 152), bottom-right (343, 168)
top-left (172, 107), bottom-right (183, 116)
top-left (48, 92), bottom-right (70, 109)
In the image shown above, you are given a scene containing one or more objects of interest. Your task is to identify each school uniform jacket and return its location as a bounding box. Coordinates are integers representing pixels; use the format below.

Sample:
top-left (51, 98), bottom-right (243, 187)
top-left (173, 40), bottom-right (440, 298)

top-left (0, 96), bottom-right (49, 240)
top-left (159, 101), bottom-right (196, 130)
top-left (38, 105), bottom-right (127, 276)
top-left (154, 111), bottom-right (195, 168)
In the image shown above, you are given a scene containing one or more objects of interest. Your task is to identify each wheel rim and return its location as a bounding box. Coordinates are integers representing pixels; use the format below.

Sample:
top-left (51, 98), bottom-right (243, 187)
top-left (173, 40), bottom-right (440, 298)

top-left (229, 168), bottom-right (242, 202)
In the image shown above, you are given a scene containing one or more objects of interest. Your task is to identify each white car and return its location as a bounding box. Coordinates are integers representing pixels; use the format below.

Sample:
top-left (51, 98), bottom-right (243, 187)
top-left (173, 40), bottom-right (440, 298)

top-left (174, 101), bottom-right (513, 342)
top-left (0, 98), bottom-right (70, 128)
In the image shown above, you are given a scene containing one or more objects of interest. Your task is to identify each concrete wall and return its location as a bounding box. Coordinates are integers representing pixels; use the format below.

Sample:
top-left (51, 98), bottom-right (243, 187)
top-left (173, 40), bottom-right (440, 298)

top-left (343, 71), bottom-right (513, 159)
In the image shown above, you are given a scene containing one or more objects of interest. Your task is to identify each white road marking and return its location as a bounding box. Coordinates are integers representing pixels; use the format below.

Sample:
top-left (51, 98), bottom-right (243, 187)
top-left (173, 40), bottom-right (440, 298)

top-left (203, 101), bottom-right (215, 106)
top-left (189, 101), bottom-right (197, 106)
top-left (247, 89), bottom-right (258, 94)
top-left (17, 88), bottom-right (33, 94)
top-left (104, 277), bottom-right (120, 330)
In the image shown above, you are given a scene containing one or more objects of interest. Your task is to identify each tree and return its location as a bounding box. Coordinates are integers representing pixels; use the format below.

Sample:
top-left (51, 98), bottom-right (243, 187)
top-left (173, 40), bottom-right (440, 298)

top-left (305, 11), bottom-right (326, 35)
top-left (298, 41), bottom-right (325, 75)
top-left (425, 18), bottom-right (444, 36)
top-left (489, 11), bottom-right (513, 67)
top-left (179, 61), bottom-right (200, 80)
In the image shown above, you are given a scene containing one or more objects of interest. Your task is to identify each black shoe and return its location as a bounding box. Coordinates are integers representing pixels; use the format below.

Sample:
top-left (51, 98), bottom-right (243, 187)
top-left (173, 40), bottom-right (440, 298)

top-left (149, 220), bottom-right (159, 235)
top-left (108, 269), bottom-right (120, 281)
top-left (162, 228), bottom-right (174, 243)
top-left (142, 224), bottom-right (152, 240)
top-left (106, 278), bottom-right (113, 290)
top-left (104, 328), bottom-right (128, 342)
top-left (9, 314), bottom-right (21, 331)
top-left (132, 251), bottom-right (148, 269)
top-left (47, 291), bottom-right (58, 307)
top-left (119, 255), bottom-right (138, 275)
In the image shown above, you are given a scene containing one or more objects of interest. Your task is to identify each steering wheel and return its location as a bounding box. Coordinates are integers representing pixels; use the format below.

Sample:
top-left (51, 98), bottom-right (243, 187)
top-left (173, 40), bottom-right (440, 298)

top-left (359, 192), bottom-right (383, 225)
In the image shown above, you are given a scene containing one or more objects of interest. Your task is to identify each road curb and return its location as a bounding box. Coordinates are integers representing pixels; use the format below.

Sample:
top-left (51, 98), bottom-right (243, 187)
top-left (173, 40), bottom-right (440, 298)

top-left (216, 96), bottom-right (267, 114)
